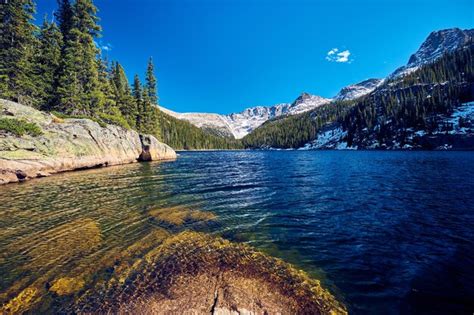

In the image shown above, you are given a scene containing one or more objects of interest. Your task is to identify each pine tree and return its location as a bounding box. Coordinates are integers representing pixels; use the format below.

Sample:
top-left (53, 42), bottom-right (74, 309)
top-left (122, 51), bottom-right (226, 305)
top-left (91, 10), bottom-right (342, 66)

top-left (133, 74), bottom-right (157, 134)
top-left (97, 57), bottom-right (115, 111)
top-left (145, 57), bottom-right (158, 105)
top-left (141, 86), bottom-right (157, 133)
top-left (132, 74), bottom-right (144, 129)
top-left (0, 0), bottom-right (38, 105)
top-left (132, 74), bottom-right (142, 100)
top-left (55, 0), bottom-right (104, 114)
top-left (34, 17), bottom-right (63, 110)
top-left (111, 62), bottom-right (137, 127)
top-left (54, 0), bottom-right (74, 39)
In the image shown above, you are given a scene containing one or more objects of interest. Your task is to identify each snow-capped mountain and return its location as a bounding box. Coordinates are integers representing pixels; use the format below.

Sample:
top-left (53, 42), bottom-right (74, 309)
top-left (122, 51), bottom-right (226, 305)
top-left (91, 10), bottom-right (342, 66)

top-left (334, 78), bottom-right (384, 101)
top-left (390, 28), bottom-right (474, 78)
top-left (161, 93), bottom-right (331, 139)
top-left (287, 93), bottom-right (331, 114)
top-left (222, 103), bottom-right (290, 139)
top-left (162, 28), bottom-right (473, 140)
top-left (158, 106), bottom-right (236, 138)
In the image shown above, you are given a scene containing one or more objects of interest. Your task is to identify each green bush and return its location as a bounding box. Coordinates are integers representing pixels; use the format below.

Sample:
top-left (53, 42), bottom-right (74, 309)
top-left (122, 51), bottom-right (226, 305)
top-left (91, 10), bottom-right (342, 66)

top-left (0, 118), bottom-right (43, 137)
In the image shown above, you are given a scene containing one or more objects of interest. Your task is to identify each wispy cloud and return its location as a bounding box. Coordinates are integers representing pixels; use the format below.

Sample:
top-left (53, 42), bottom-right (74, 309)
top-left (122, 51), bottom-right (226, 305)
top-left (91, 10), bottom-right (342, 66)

top-left (326, 48), bottom-right (352, 63)
top-left (101, 43), bottom-right (113, 52)
top-left (94, 40), bottom-right (113, 53)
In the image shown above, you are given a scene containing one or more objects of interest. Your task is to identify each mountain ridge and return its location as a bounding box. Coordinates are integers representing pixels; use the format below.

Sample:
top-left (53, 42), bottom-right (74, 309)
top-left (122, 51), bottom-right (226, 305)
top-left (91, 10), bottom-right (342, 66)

top-left (160, 27), bottom-right (473, 142)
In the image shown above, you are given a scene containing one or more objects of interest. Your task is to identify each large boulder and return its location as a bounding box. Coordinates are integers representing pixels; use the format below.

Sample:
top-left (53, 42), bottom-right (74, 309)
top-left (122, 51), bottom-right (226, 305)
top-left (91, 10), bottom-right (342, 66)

top-left (0, 99), bottom-right (176, 184)
top-left (138, 134), bottom-right (177, 161)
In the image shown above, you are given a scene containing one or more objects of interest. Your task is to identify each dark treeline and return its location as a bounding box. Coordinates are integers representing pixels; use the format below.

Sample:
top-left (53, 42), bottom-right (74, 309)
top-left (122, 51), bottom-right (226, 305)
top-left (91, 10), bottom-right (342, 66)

top-left (243, 43), bottom-right (474, 148)
top-left (0, 0), bottom-right (239, 149)
top-left (157, 111), bottom-right (243, 150)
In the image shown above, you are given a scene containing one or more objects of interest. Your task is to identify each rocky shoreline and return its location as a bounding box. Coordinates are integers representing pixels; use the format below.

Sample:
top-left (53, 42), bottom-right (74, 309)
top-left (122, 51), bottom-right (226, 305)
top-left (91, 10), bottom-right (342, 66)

top-left (0, 99), bottom-right (176, 185)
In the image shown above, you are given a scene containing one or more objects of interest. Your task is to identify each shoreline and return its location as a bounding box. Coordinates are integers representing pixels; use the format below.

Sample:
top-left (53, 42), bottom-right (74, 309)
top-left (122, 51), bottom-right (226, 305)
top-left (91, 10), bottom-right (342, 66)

top-left (0, 99), bottom-right (177, 185)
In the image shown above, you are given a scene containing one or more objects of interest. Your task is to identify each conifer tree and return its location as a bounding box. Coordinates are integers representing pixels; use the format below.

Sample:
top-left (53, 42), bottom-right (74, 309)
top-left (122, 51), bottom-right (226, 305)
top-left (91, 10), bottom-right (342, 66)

top-left (140, 86), bottom-right (159, 135)
top-left (34, 18), bottom-right (63, 109)
top-left (132, 74), bottom-right (144, 129)
top-left (111, 62), bottom-right (136, 127)
top-left (133, 74), bottom-right (158, 134)
top-left (54, 0), bottom-right (74, 39)
top-left (55, 0), bottom-right (104, 114)
top-left (145, 57), bottom-right (158, 105)
top-left (97, 57), bottom-right (115, 111)
top-left (0, 0), bottom-right (38, 105)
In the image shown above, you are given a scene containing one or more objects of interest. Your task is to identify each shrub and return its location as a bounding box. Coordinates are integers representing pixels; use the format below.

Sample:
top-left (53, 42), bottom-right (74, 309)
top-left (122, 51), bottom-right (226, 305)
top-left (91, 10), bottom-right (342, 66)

top-left (0, 118), bottom-right (43, 137)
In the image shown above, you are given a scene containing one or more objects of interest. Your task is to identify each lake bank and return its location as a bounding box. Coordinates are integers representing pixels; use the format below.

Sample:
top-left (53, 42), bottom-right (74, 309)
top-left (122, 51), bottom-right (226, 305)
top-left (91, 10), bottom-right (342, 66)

top-left (0, 99), bottom-right (176, 185)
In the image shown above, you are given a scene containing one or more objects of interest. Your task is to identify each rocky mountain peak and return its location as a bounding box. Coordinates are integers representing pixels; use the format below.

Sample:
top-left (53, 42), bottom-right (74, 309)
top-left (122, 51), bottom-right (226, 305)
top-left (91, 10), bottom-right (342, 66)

top-left (408, 28), bottom-right (473, 66)
top-left (334, 78), bottom-right (384, 101)
top-left (391, 28), bottom-right (473, 78)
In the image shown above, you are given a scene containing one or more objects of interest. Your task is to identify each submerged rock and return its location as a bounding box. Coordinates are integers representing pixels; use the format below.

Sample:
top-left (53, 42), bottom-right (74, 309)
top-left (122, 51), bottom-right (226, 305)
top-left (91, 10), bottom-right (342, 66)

top-left (0, 99), bottom-right (177, 185)
top-left (70, 231), bottom-right (347, 314)
top-left (149, 206), bottom-right (217, 226)
top-left (50, 277), bottom-right (85, 296)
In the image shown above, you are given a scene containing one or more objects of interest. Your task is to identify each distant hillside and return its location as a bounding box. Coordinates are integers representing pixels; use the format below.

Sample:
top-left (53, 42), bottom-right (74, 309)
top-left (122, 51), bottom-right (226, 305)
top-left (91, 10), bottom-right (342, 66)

top-left (156, 110), bottom-right (242, 150)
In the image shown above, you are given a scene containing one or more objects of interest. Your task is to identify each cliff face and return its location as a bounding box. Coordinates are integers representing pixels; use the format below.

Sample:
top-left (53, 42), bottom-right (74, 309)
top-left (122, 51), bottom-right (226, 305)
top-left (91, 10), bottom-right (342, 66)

top-left (0, 99), bottom-right (176, 184)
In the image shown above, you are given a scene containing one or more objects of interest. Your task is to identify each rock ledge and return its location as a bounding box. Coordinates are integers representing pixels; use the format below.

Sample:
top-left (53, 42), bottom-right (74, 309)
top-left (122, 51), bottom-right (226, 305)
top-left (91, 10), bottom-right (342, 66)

top-left (0, 99), bottom-right (176, 184)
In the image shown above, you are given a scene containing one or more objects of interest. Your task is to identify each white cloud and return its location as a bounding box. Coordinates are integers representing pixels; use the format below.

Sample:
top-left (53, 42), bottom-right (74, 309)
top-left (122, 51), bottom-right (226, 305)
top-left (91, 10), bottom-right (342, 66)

top-left (101, 43), bottom-right (113, 52)
top-left (328, 48), bottom-right (338, 55)
top-left (326, 48), bottom-right (352, 63)
top-left (336, 50), bottom-right (350, 63)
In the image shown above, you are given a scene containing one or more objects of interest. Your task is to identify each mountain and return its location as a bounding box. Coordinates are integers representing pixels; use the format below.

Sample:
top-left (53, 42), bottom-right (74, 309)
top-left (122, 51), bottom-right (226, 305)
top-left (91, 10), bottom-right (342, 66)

top-left (390, 28), bottom-right (474, 78)
top-left (161, 28), bottom-right (473, 147)
top-left (160, 93), bottom-right (331, 139)
top-left (244, 29), bottom-right (474, 150)
top-left (158, 106), bottom-right (236, 138)
top-left (334, 79), bottom-right (384, 101)
top-left (223, 93), bottom-right (331, 138)
top-left (160, 79), bottom-right (382, 140)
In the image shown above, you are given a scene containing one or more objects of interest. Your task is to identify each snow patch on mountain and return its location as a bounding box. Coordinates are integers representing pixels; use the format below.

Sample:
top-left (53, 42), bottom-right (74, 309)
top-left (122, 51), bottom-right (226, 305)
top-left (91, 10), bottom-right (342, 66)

top-left (300, 124), bottom-right (356, 150)
top-left (334, 78), bottom-right (384, 101)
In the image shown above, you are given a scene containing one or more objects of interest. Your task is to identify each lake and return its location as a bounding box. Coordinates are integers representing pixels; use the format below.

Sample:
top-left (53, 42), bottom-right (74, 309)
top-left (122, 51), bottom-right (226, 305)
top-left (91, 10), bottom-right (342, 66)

top-left (1, 151), bottom-right (473, 314)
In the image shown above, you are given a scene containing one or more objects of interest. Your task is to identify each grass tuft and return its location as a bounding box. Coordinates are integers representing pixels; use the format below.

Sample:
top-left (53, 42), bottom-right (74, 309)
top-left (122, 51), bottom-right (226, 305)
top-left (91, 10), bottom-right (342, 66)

top-left (0, 118), bottom-right (43, 137)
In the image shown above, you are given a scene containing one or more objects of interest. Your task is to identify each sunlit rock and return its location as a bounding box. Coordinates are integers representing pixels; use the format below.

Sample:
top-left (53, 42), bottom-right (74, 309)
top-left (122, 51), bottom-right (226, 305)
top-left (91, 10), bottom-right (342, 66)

top-left (0, 99), bottom-right (176, 185)
top-left (50, 277), bottom-right (85, 296)
top-left (69, 231), bottom-right (346, 314)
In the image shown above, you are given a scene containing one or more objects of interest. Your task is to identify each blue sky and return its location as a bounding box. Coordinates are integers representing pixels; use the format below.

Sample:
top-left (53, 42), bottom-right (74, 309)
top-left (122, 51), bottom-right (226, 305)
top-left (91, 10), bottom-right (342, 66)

top-left (35, 0), bottom-right (473, 114)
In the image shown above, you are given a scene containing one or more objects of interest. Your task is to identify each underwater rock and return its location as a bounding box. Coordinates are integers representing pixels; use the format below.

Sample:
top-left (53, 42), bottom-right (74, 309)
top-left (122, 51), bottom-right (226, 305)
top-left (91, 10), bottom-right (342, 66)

top-left (0, 286), bottom-right (40, 314)
top-left (149, 206), bottom-right (217, 226)
top-left (69, 231), bottom-right (346, 314)
top-left (7, 218), bottom-right (102, 270)
top-left (50, 277), bottom-right (85, 296)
